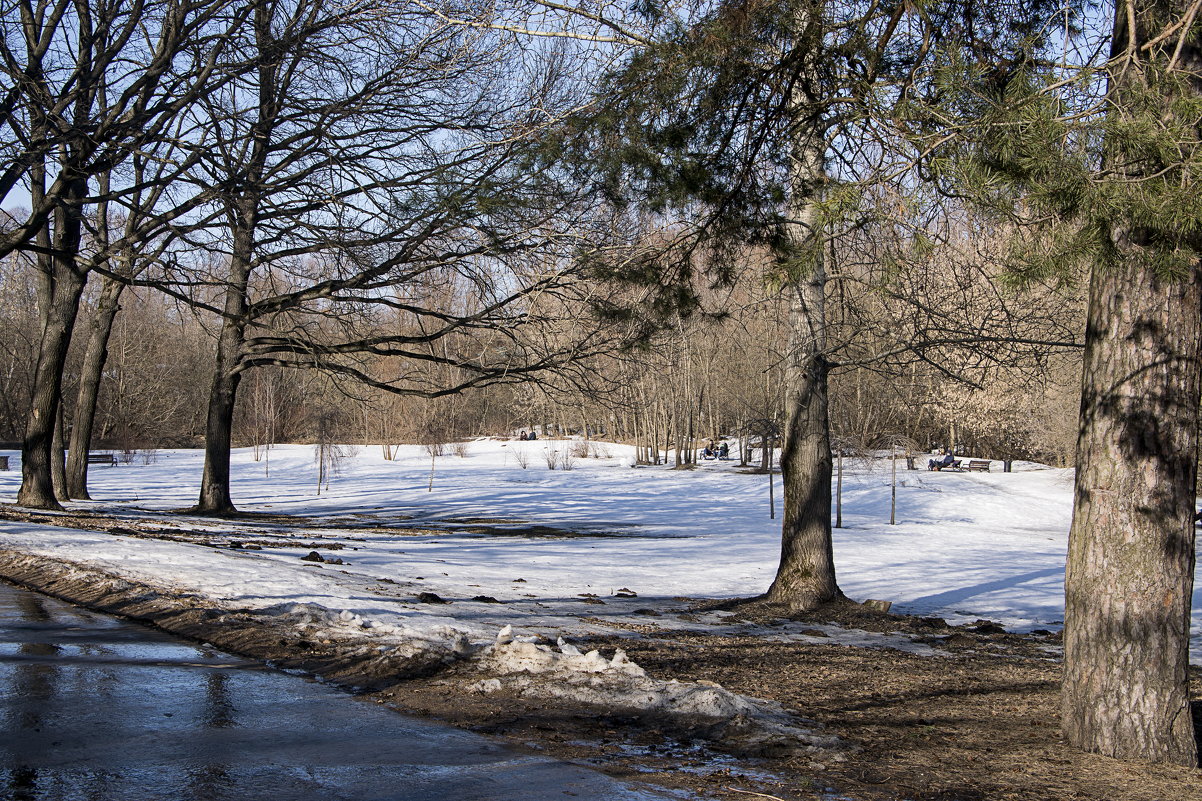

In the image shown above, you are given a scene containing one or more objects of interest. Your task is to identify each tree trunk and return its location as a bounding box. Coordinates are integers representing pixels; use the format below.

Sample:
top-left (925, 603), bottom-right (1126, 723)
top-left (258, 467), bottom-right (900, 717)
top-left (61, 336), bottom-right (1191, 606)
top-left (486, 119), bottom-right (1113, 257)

top-left (764, 85), bottom-right (841, 610)
top-left (765, 266), bottom-right (839, 609)
top-left (194, 0), bottom-right (286, 514)
top-left (652, 400), bottom-right (662, 464)
top-left (195, 224), bottom-right (253, 514)
top-left (18, 181), bottom-right (88, 511)
top-left (19, 278), bottom-right (85, 509)
top-left (1060, 0), bottom-right (1202, 767)
top-left (1061, 256), bottom-right (1201, 767)
top-left (686, 402), bottom-right (695, 465)
top-left (672, 405), bottom-right (682, 467)
top-left (65, 277), bottom-right (125, 499)
top-left (51, 401), bottom-right (67, 499)
top-left (196, 317), bottom-right (246, 514)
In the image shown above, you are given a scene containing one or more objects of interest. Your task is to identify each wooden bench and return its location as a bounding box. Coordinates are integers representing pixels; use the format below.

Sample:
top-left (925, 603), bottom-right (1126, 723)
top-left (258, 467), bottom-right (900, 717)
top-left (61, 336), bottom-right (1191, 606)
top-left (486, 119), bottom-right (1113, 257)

top-left (87, 452), bottom-right (117, 467)
top-left (966, 460), bottom-right (991, 472)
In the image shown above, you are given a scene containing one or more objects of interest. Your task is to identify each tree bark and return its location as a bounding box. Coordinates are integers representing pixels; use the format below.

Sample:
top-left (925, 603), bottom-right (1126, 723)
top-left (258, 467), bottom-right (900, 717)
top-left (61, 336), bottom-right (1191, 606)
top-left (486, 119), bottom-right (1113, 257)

top-left (765, 94), bottom-right (841, 610)
top-left (195, 247), bottom-right (251, 515)
top-left (18, 180), bottom-right (88, 511)
top-left (1061, 256), bottom-right (1201, 767)
top-left (19, 286), bottom-right (85, 509)
top-left (196, 316), bottom-right (247, 515)
top-left (766, 261), bottom-right (840, 609)
top-left (65, 277), bottom-right (125, 499)
top-left (1060, 0), bottom-right (1202, 767)
top-left (50, 400), bottom-right (67, 499)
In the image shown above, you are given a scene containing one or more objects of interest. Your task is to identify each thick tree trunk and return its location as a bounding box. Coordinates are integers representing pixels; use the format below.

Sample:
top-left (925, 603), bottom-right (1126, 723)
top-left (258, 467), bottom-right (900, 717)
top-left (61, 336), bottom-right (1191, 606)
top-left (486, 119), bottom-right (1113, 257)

top-left (195, 255), bottom-right (251, 515)
top-left (18, 182), bottom-right (88, 511)
top-left (19, 274), bottom-right (87, 509)
top-left (65, 278), bottom-right (125, 499)
top-left (1061, 258), bottom-right (1201, 767)
top-left (196, 350), bottom-right (243, 515)
top-left (1060, 0), bottom-right (1202, 767)
top-left (764, 77), bottom-right (840, 610)
top-left (19, 278), bottom-right (86, 510)
top-left (765, 264), bottom-right (840, 610)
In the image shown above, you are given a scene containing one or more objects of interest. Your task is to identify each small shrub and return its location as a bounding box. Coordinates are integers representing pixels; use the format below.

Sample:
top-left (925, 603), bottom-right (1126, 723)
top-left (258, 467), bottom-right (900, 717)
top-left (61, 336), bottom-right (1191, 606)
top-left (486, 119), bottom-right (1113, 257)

top-left (513, 447), bottom-right (530, 469)
top-left (424, 441), bottom-right (446, 457)
top-left (451, 442), bottom-right (470, 458)
top-left (559, 449), bottom-right (576, 471)
top-left (314, 442), bottom-right (352, 494)
top-left (543, 447), bottom-right (559, 470)
top-left (589, 442), bottom-right (611, 459)
top-left (139, 449), bottom-right (158, 465)
top-left (569, 440), bottom-right (590, 459)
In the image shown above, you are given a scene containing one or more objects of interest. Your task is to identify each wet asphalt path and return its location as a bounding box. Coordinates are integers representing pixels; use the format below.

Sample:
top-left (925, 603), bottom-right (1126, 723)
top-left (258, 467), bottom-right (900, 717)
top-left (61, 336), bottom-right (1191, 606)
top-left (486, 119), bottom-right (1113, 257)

top-left (0, 581), bottom-right (679, 801)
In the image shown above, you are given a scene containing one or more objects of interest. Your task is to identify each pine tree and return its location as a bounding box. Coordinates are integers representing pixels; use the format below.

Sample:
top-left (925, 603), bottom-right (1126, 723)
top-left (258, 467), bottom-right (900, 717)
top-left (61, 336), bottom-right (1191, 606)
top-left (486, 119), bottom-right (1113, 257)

top-left (1061, 2), bottom-right (1202, 767)
top-left (906, 0), bottom-right (1202, 767)
top-left (562, 0), bottom-right (1057, 610)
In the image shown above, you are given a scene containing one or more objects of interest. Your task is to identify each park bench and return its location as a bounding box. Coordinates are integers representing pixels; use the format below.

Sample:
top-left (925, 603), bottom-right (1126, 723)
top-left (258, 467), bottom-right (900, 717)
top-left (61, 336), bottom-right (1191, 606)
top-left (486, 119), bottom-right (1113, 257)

top-left (965, 460), bottom-right (991, 472)
top-left (87, 452), bottom-right (117, 467)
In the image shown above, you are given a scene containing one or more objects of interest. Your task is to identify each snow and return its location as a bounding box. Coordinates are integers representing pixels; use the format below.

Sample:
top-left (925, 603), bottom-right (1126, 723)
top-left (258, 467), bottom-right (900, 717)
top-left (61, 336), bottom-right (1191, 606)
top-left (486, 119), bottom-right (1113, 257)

top-left (0, 440), bottom-right (1197, 665)
top-left (476, 638), bottom-right (840, 756)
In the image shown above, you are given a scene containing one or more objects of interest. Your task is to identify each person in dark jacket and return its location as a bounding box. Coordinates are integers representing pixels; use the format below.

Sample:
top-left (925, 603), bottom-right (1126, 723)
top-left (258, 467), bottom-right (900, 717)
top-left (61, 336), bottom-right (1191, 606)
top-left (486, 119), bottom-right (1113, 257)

top-left (928, 450), bottom-right (956, 470)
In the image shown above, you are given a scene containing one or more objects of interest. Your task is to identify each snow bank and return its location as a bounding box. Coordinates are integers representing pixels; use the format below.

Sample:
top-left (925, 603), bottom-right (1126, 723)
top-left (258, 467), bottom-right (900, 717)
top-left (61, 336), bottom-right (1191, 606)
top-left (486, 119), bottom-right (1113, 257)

top-left (270, 601), bottom-right (475, 659)
top-left (470, 628), bottom-right (841, 757)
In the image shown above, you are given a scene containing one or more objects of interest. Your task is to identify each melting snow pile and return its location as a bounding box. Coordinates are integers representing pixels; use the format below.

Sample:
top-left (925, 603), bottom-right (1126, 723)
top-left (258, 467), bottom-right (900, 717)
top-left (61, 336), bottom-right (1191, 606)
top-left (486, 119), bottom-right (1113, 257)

top-left (277, 603), bottom-right (475, 677)
top-left (273, 607), bottom-right (841, 755)
top-left (469, 626), bottom-right (842, 756)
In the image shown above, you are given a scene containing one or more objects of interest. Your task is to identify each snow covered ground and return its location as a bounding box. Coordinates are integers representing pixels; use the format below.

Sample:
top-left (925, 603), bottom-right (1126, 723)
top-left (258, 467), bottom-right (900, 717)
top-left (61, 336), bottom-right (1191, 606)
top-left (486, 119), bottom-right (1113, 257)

top-left (0, 439), bottom-right (1197, 663)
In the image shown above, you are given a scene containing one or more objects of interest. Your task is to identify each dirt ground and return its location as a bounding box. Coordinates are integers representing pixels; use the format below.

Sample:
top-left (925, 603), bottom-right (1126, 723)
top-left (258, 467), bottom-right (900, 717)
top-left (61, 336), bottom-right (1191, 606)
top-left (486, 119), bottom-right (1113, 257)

top-left (376, 605), bottom-right (1202, 801)
top-left (0, 507), bottom-right (1198, 801)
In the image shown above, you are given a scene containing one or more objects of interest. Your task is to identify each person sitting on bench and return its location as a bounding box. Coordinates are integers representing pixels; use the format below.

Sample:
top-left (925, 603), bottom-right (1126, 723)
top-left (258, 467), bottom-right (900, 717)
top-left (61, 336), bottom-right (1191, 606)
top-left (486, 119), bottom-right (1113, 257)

top-left (702, 442), bottom-right (716, 459)
top-left (928, 450), bottom-right (956, 471)
top-left (717, 442), bottom-right (729, 460)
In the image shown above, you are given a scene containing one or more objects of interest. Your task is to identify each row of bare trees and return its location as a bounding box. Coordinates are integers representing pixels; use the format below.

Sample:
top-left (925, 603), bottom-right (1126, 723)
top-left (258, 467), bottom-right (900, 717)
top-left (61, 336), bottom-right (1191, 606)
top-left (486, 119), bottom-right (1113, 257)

top-left (0, 0), bottom-right (1084, 512)
top-left (0, 209), bottom-right (1083, 461)
top-left (0, 0), bottom-right (646, 512)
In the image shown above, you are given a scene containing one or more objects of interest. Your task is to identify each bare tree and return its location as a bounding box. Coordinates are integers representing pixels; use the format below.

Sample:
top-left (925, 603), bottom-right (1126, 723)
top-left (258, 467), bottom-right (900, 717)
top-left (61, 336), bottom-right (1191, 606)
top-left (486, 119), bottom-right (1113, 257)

top-left (149, 0), bottom-right (634, 514)
top-left (1, 0), bottom-right (247, 509)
